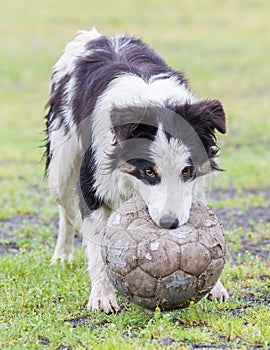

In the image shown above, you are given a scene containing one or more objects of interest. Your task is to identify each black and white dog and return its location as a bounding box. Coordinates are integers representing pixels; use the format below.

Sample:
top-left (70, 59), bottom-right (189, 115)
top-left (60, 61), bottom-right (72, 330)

top-left (45, 28), bottom-right (229, 312)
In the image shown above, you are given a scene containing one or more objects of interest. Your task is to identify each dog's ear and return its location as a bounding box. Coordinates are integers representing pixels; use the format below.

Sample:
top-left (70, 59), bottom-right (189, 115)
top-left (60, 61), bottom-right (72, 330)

top-left (110, 106), bottom-right (141, 143)
top-left (110, 106), bottom-right (157, 143)
top-left (189, 99), bottom-right (226, 134)
top-left (112, 122), bottom-right (139, 143)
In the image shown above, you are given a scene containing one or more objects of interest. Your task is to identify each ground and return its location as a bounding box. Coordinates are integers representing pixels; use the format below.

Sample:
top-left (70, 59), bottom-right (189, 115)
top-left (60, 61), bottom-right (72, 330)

top-left (0, 0), bottom-right (270, 348)
top-left (0, 188), bottom-right (269, 349)
top-left (1, 190), bottom-right (270, 260)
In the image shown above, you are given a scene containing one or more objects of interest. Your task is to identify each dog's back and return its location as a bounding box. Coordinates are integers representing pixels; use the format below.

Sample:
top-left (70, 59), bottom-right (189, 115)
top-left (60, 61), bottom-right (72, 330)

top-left (45, 28), bottom-right (188, 144)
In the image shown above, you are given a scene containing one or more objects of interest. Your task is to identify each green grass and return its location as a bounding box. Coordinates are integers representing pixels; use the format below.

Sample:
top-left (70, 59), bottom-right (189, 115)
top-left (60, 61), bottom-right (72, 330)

top-left (0, 0), bottom-right (270, 348)
top-left (1, 227), bottom-right (269, 349)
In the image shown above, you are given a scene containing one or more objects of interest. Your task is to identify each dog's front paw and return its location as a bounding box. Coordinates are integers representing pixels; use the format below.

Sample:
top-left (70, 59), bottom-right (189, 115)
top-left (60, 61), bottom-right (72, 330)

top-left (87, 284), bottom-right (119, 313)
top-left (50, 250), bottom-right (73, 264)
top-left (206, 280), bottom-right (229, 301)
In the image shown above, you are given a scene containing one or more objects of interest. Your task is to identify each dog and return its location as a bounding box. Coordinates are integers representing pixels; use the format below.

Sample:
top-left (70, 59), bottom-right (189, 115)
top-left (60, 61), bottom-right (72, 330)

top-left (45, 28), bottom-right (229, 313)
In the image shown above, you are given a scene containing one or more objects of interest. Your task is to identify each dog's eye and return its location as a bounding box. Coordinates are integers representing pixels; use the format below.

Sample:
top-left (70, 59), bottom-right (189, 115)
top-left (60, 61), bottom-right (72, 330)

top-left (182, 166), bottom-right (194, 177)
top-left (144, 167), bottom-right (155, 177)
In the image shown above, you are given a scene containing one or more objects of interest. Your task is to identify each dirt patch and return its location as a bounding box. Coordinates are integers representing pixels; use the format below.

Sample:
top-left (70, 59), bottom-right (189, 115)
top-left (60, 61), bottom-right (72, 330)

top-left (0, 189), bottom-right (269, 258)
top-left (0, 215), bottom-right (82, 256)
top-left (64, 316), bottom-right (109, 331)
top-left (210, 188), bottom-right (270, 202)
top-left (37, 336), bottom-right (51, 346)
top-left (214, 206), bottom-right (270, 232)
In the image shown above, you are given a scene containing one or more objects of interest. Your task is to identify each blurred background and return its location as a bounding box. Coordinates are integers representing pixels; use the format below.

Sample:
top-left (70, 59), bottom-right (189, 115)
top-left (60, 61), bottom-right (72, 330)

top-left (0, 0), bottom-right (270, 218)
top-left (0, 2), bottom-right (269, 348)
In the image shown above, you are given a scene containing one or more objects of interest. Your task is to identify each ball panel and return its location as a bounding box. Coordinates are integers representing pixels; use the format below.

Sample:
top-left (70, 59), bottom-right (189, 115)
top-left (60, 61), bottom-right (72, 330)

top-left (126, 218), bottom-right (158, 243)
top-left (199, 211), bottom-right (217, 227)
top-left (124, 267), bottom-right (157, 298)
top-left (160, 226), bottom-right (199, 246)
top-left (103, 237), bottom-right (138, 276)
top-left (137, 237), bottom-right (181, 278)
top-left (208, 243), bottom-right (226, 260)
top-left (109, 197), bottom-right (145, 224)
top-left (156, 271), bottom-right (198, 310)
top-left (179, 242), bottom-right (212, 276)
top-left (188, 202), bottom-right (210, 228)
top-left (197, 256), bottom-right (226, 294)
top-left (127, 294), bottom-right (158, 310)
top-left (115, 197), bottom-right (143, 215)
top-left (198, 221), bottom-right (225, 251)
top-left (106, 267), bottom-right (127, 297)
top-left (107, 209), bottom-right (138, 230)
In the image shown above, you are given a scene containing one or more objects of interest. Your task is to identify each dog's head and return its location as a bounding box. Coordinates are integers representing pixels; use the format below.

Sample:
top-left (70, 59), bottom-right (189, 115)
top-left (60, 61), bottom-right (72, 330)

top-left (110, 100), bottom-right (226, 228)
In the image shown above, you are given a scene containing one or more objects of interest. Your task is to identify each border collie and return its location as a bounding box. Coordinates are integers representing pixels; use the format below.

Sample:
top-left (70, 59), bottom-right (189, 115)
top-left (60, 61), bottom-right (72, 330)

top-left (45, 28), bottom-right (229, 312)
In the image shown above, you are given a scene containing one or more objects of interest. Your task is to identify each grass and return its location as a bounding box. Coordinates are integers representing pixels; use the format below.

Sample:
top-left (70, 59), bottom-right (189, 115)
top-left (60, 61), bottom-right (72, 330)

top-left (0, 227), bottom-right (269, 349)
top-left (0, 0), bottom-right (270, 348)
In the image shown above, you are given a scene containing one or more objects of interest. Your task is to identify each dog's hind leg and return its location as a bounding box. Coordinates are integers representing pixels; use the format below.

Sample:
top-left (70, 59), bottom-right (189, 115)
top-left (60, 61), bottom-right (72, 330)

top-left (206, 279), bottom-right (229, 301)
top-left (47, 127), bottom-right (82, 263)
top-left (51, 200), bottom-right (76, 263)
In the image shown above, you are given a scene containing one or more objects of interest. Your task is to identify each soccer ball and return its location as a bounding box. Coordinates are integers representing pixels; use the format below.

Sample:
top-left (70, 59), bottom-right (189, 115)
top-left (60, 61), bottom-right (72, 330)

top-left (102, 197), bottom-right (226, 310)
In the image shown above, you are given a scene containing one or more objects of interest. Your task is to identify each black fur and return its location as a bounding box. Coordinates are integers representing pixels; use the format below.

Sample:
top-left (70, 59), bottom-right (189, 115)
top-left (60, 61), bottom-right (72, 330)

top-left (166, 99), bottom-right (226, 171)
top-left (109, 103), bottom-right (225, 174)
top-left (71, 35), bottom-right (187, 126)
top-left (79, 146), bottom-right (103, 218)
top-left (44, 74), bottom-right (71, 172)
top-left (125, 159), bottom-right (161, 185)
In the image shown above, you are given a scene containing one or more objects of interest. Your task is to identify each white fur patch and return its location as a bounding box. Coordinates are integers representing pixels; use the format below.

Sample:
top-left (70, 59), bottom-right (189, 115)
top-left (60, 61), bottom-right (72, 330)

top-left (92, 73), bottom-right (196, 153)
top-left (52, 28), bottom-right (101, 87)
top-left (89, 73), bottom-right (196, 205)
top-left (140, 129), bottom-right (193, 226)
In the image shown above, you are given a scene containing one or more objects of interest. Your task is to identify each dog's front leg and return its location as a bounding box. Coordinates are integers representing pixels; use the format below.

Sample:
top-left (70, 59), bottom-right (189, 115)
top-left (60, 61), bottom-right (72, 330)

top-left (81, 206), bottom-right (119, 313)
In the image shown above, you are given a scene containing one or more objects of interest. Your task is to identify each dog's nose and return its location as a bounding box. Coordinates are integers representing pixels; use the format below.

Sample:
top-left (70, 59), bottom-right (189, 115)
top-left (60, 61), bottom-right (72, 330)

top-left (159, 215), bottom-right (179, 229)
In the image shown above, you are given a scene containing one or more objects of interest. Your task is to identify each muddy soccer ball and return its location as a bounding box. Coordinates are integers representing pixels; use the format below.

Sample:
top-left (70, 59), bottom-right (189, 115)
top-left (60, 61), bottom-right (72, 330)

top-left (102, 197), bottom-right (226, 310)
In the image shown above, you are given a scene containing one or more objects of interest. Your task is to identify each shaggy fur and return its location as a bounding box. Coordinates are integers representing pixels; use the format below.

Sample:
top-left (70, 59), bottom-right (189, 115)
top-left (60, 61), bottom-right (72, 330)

top-left (45, 28), bottom-right (228, 312)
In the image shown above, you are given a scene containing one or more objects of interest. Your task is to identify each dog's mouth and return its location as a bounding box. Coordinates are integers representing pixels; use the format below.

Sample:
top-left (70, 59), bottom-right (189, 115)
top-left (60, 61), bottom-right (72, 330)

top-left (143, 205), bottom-right (151, 219)
top-left (143, 205), bottom-right (181, 230)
